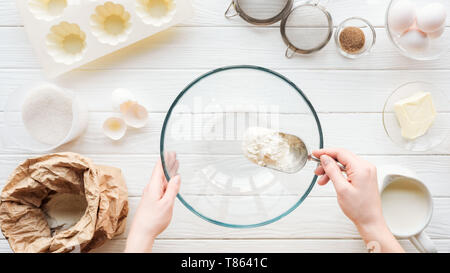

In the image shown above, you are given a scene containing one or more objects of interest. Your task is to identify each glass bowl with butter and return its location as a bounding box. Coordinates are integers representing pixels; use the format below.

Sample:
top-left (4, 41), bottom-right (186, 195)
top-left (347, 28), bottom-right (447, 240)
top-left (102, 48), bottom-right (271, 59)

top-left (383, 81), bottom-right (450, 151)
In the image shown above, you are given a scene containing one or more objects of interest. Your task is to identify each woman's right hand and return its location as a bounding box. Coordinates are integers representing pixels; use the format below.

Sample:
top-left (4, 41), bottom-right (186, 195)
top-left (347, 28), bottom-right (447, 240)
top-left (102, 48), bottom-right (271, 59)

top-left (313, 148), bottom-right (383, 228)
top-left (312, 148), bottom-right (404, 253)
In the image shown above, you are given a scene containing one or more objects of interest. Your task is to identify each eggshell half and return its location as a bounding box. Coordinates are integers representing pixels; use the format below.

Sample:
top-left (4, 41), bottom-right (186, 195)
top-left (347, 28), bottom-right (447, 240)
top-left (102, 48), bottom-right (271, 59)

top-left (111, 88), bottom-right (136, 112)
top-left (103, 117), bottom-right (127, 140)
top-left (122, 102), bottom-right (149, 128)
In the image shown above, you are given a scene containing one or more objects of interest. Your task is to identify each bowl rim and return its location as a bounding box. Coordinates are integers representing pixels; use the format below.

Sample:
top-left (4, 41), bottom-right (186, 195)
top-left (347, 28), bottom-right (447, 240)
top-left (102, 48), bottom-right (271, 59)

top-left (160, 65), bottom-right (324, 228)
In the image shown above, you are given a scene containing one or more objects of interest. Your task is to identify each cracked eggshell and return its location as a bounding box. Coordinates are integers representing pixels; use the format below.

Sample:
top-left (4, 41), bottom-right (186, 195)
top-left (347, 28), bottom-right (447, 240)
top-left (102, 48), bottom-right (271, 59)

top-left (103, 117), bottom-right (127, 140)
top-left (111, 88), bottom-right (136, 111)
top-left (90, 2), bottom-right (132, 46)
top-left (122, 102), bottom-right (149, 128)
top-left (136, 0), bottom-right (176, 26)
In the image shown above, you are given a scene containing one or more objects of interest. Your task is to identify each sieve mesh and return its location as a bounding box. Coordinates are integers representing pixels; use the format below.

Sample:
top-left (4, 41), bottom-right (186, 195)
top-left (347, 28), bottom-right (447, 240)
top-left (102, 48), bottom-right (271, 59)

top-left (282, 4), bottom-right (333, 54)
top-left (237, 0), bottom-right (291, 21)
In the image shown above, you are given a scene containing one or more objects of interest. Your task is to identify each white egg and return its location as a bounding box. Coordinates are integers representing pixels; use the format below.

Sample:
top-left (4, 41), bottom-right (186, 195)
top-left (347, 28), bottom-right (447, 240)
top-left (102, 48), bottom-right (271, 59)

top-left (122, 102), bottom-right (149, 128)
top-left (417, 3), bottom-right (446, 33)
top-left (399, 29), bottom-right (430, 53)
top-left (389, 0), bottom-right (416, 34)
top-left (103, 117), bottom-right (127, 140)
top-left (427, 26), bottom-right (445, 39)
top-left (111, 88), bottom-right (136, 112)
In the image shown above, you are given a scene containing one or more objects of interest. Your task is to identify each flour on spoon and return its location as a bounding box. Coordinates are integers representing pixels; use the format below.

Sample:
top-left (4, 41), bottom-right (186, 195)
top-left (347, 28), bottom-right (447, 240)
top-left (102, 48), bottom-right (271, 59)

top-left (242, 127), bottom-right (298, 172)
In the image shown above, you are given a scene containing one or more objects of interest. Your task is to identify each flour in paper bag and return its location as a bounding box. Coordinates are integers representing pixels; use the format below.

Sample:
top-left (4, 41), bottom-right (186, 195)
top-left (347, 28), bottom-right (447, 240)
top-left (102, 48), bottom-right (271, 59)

top-left (43, 193), bottom-right (87, 232)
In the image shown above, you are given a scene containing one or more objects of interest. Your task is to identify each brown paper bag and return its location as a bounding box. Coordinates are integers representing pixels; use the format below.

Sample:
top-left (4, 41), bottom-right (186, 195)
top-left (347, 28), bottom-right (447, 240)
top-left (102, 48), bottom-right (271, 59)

top-left (0, 153), bottom-right (128, 253)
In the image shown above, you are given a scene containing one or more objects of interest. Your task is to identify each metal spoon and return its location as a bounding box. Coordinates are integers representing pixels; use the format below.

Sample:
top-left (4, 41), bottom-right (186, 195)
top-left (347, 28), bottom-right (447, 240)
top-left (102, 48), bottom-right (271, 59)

top-left (275, 132), bottom-right (346, 174)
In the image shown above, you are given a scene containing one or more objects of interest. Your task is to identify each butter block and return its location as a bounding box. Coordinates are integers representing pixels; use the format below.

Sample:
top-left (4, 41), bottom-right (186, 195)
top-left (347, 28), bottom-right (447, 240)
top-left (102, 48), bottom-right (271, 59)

top-left (394, 92), bottom-right (436, 140)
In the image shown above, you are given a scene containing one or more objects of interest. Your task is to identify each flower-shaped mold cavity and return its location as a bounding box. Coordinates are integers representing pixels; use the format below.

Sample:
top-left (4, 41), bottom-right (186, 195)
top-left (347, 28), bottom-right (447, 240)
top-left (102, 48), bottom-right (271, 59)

top-left (136, 0), bottom-right (176, 26)
top-left (28, 0), bottom-right (68, 21)
top-left (90, 2), bottom-right (132, 46)
top-left (46, 22), bottom-right (87, 65)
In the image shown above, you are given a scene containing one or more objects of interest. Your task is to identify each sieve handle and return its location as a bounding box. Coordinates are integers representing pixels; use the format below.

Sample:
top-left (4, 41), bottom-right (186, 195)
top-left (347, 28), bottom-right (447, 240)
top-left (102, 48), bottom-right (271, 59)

top-left (225, 2), bottom-right (238, 18)
top-left (285, 47), bottom-right (296, 58)
top-left (307, 0), bottom-right (330, 7)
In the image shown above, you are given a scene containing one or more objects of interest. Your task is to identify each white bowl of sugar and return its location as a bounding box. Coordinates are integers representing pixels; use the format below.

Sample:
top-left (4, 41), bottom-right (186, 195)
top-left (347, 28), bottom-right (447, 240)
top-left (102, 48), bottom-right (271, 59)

top-left (3, 82), bottom-right (88, 152)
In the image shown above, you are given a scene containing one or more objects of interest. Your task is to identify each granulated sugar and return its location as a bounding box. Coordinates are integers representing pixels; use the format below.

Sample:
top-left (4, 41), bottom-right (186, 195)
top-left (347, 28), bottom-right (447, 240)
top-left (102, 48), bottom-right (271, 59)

top-left (22, 84), bottom-right (73, 145)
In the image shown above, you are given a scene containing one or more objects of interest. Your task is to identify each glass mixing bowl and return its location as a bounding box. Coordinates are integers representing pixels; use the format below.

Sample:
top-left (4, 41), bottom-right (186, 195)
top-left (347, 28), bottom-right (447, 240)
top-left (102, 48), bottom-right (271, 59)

top-left (385, 0), bottom-right (450, 61)
top-left (160, 65), bottom-right (323, 228)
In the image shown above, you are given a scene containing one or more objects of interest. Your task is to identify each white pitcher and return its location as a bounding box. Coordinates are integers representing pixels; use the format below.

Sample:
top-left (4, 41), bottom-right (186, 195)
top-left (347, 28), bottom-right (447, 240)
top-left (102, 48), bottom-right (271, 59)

top-left (377, 166), bottom-right (437, 253)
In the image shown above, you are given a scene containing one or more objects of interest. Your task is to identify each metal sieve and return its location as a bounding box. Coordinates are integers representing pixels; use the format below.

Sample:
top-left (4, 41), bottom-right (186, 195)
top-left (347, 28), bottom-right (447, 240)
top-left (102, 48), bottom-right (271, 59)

top-left (225, 0), bottom-right (333, 57)
top-left (281, 2), bottom-right (333, 57)
top-left (225, 0), bottom-right (293, 25)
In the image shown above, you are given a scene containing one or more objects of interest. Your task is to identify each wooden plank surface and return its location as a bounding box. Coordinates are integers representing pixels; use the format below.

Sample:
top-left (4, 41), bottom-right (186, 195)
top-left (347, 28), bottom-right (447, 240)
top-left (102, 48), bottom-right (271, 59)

top-left (1, 27), bottom-right (450, 70)
top-left (1, 69), bottom-right (450, 113)
top-left (0, 0), bottom-right (397, 27)
top-left (1, 155), bottom-right (450, 198)
top-left (2, 0), bottom-right (450, 28)
top-left (2, 112), bottom-right (450, 155)
top-left (2, 196), bottom-right (450, 241)
top-left (2, 238), bottom-right (450, 253)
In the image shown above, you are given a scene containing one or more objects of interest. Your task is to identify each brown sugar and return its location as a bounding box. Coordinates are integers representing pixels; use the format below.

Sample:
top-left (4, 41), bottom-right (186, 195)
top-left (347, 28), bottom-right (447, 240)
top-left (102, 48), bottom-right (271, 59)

top-left (339, 26), bottom-right (365, 54)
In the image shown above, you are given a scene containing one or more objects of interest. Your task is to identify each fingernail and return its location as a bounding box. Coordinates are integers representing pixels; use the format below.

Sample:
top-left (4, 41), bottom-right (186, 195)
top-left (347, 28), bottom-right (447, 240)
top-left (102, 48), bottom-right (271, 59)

top-left (320, 155), bottom-right (332, 166)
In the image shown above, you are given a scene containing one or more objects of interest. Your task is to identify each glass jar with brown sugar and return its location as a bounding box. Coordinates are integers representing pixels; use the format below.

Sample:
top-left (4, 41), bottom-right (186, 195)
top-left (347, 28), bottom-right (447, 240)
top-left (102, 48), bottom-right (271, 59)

top-left (334, 17), bottom-right (376, 59)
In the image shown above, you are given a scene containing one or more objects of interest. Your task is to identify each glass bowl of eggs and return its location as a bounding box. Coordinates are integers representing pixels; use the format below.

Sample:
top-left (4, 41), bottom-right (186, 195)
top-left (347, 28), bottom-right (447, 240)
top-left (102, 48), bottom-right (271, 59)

top-left (386, 0), bottom-right (449, 60)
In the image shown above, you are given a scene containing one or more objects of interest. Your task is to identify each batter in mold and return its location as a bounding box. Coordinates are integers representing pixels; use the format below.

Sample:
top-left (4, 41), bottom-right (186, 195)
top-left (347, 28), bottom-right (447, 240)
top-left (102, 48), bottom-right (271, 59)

top-left (28, 0), bottom-right (67, 21)
top-left (90, 2), bottom-right (132, 45)
top-left (136, 0), bottom-right (177, 26)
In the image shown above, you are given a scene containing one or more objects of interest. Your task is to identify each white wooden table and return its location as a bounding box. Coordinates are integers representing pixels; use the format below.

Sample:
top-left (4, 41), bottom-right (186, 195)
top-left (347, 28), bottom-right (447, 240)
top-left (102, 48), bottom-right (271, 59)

top-left (1, 0), bottom-right (450, 253)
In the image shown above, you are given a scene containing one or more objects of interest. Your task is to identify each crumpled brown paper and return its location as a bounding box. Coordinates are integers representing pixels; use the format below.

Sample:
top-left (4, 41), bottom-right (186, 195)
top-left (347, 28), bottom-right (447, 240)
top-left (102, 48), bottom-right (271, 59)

top-left (0, 152), bottom-right (128, 253)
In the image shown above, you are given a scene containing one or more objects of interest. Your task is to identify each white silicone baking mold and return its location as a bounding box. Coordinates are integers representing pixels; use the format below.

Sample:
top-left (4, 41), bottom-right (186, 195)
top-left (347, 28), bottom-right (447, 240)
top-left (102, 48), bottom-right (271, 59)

top-left (17, 0), bottom-right (193, 78)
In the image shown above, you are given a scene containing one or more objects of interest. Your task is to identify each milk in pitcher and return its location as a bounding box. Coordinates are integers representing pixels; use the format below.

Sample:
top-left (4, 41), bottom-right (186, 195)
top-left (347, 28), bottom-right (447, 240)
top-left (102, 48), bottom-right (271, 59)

top-left (381, 178), bottom-right (431, 236)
